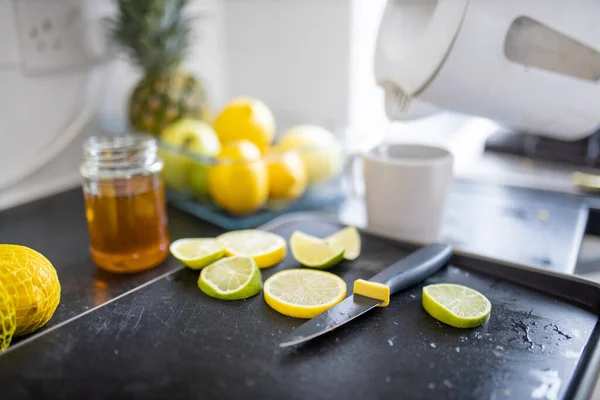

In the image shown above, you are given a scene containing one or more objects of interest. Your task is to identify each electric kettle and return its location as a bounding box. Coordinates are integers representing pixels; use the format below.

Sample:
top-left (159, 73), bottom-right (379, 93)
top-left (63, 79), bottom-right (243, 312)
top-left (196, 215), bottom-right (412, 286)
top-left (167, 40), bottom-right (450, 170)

top-left (374, 0), bottom-right (600, 141)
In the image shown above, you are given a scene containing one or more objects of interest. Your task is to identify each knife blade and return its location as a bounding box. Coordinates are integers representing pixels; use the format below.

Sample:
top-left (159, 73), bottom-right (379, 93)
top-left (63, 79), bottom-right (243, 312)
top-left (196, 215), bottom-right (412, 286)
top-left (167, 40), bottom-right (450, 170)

top-left (279, 243), bottom-right (453, 347)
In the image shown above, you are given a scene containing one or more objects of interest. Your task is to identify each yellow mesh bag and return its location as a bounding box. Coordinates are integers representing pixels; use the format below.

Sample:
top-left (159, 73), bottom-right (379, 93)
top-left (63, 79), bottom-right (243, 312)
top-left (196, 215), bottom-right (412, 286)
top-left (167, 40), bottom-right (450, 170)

top-left (0, 280), bottom-right (16, 350)
top-left (0, 244), bottom-right (61, 336)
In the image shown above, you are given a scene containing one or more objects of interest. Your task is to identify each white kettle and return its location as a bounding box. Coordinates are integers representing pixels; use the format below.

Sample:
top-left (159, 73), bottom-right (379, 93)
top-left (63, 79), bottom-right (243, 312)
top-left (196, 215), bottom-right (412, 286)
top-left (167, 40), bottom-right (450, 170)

top-left (374, 0), bottom-right (600, 141)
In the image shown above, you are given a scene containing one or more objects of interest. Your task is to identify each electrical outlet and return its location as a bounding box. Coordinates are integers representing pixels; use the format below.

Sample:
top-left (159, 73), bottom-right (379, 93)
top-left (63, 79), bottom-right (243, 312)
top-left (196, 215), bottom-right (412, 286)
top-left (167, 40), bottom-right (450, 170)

top-left (0, 2), bottom-right (20, 68)
top-left (14, 0), bottom-right (92, 75)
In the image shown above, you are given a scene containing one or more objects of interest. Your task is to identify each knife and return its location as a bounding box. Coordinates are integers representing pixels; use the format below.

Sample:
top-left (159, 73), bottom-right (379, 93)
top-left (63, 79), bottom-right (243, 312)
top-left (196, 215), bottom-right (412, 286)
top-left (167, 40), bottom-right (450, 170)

top-left (279, 243), bottom-right (453, 347)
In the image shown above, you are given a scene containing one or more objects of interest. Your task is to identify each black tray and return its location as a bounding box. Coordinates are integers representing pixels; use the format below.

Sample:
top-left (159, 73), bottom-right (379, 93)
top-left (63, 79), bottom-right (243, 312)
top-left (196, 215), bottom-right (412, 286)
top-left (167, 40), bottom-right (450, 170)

top-left (2, 214), bottom-right (600, 400)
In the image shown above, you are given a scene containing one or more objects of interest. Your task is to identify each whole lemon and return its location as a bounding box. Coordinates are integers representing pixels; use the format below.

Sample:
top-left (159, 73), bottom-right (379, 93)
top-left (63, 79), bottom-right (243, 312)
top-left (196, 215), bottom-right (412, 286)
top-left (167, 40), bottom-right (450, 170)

top-left (213, 97), bottom-right (275, 153)
top-left (0, 281), bottom-right (16, 350)
top-left (267, 148), bottom-right (308, 199)
top-left (277, 125), bottom-right (343, 185)
top-left (208, 140), bottom-right (269, 215)
top-left (0, 245), bottom-right (61, 336)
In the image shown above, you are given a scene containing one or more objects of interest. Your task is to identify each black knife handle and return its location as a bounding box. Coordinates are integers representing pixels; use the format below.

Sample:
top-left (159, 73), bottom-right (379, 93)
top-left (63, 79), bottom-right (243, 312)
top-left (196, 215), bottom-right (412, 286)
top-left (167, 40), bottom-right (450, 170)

top-left (370, 243), bottom-right (452, 295)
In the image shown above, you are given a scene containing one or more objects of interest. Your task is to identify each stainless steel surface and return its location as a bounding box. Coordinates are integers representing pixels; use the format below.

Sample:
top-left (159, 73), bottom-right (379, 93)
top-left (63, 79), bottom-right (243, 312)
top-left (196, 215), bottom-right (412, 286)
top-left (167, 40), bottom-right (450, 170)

top-left (280, 294), bottom-right (381, 347)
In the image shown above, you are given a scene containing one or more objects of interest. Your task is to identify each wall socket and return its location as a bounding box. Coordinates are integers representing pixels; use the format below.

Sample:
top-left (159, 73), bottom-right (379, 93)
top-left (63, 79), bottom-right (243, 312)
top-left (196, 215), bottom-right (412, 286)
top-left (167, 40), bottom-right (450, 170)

top-left (14, 0), bottom-right (96, 75)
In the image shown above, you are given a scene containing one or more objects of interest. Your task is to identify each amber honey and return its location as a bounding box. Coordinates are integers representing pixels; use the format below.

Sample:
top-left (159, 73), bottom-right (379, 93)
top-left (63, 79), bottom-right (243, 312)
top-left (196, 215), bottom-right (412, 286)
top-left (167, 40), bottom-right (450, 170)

top-left (84, 175), bottom-right (169, 273)
top-left (81, 134), bottom-right (169, 274)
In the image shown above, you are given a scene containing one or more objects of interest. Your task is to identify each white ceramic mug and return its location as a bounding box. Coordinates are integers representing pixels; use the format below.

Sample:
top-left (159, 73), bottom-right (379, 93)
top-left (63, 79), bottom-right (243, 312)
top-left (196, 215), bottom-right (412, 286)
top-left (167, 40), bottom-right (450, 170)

top-left (347, 143), bottom-right (453, 244)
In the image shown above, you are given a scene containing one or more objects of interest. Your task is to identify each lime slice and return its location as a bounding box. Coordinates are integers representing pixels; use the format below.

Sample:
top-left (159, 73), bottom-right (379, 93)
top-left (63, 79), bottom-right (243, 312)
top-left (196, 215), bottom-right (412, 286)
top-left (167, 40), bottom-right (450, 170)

top-left (198, 256), bottom-right (262, 300)
top-left (325, 226), bottom-right (361, 260)
top-left (169, 238), bottom-right (226, 270)
top-left (422, 283), bottom-right (491, 328)
top-left (217, 230), bottom-right (286, 269)
top-left (264, 269), bottom-right (347, 318)
top-left (290, 231), bottom-right (344, 269)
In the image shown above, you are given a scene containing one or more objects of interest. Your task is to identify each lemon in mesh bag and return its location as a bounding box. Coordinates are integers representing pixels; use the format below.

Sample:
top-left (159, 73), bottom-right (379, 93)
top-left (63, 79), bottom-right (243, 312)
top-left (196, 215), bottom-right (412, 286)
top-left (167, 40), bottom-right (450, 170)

top-left (0, 280), bottom-right (16, 350)
top-left (0, 244), bottom-right (61, 336)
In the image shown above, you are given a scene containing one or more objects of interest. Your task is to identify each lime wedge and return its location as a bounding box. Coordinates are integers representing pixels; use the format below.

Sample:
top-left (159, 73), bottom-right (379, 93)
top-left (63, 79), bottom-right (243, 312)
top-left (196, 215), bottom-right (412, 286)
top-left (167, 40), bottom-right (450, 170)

top-left (198, 256), bottom-right (262, 300)
top-left (170, 238), bottom-right (225, 269)
top-left (290, 231), bottom-right (344, 269)
top-left (264, 269), bottom-right (347, 318)
top-left (325, 226), bottom-right (361, 260)
top-left (422, 283), bottom-right (491, 328)
top-left (217, 230), bottom-right (286, 269)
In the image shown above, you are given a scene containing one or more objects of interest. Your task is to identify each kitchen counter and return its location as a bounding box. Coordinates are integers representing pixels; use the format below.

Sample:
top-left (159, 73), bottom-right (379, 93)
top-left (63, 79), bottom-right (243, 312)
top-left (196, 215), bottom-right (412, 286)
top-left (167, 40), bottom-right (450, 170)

top-left (0, 188), bottom-right (225, 342)
top-left (0, 188), bottom-right (597, 400)
top-left (0, 180), bottom-right (589, 343)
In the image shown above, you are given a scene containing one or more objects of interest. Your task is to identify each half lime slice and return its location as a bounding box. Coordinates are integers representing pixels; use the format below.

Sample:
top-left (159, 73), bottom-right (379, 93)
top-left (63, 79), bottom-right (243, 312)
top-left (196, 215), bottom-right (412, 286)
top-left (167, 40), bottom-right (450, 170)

top-left (422, 283), bottom-right (491, 328)
top-left (198, 256), bottom-right (262, 300)
top-left (169, 238), bottom-right (225, 270)
top-left (217, 230), bottom-right (287, 269)
top-left (325, 226), bottom-right (361, 260)
top-left (290, 231), bottom-right (344, 269)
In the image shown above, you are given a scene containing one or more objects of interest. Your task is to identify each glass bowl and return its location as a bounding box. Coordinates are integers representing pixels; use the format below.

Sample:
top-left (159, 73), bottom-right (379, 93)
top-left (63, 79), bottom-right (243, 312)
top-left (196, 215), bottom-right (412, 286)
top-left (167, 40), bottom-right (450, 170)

top-left (157, 139), bottom-right (347, 229)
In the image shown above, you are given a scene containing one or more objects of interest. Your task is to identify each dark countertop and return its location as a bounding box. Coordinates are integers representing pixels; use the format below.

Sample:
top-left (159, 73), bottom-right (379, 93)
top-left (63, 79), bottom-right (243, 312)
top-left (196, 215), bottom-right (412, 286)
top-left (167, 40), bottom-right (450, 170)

top-left (1, 217), bottom-right (598, 400)
top-left (0, 180), bottom-right (588, 342)
top-left (0, 188), bottom-right (224, 341)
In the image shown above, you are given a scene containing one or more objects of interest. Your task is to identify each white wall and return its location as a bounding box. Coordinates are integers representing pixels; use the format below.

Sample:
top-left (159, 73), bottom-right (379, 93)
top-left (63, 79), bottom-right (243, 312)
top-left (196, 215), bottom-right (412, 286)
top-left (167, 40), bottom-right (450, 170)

top-left (223, 0), bottom-right (389, 141)
top-left (97, 0), bottom-right (390, 138)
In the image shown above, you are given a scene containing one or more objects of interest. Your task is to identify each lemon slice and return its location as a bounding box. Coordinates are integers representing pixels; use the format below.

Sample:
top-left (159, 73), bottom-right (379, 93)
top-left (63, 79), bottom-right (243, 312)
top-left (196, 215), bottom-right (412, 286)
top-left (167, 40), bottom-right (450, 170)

top-left (422, 283), bottom-right (492, 328)
top-left (290, 231), bottom-right (344, 269)
top-left (169, 238), bottom-right (226, 269)
top-left (264, 269), bottom-right (347, 318)
top-left (325, 226), bottom-right (361, 260)
top-left (198, 256), bottom-right (262, 300)
top-left (217, 230), bottom-right (286, 268)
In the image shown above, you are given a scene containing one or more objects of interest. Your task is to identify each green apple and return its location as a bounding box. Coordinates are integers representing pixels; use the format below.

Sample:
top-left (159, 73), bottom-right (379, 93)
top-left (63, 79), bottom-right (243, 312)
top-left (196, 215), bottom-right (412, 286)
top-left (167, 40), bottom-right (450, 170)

top-left (159, 119), bottom-right (221, 194)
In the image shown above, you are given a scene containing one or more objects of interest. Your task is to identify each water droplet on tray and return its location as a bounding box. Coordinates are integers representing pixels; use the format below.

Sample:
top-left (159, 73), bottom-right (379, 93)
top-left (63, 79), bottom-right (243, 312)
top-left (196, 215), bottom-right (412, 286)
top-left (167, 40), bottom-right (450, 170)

top-left (530, 369), bottom-right (561, 400)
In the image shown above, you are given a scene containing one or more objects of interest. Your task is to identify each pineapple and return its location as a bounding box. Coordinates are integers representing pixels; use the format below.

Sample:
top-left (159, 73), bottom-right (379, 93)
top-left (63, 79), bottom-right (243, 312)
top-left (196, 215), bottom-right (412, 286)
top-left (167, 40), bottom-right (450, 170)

top-left (106, 0), bottom-right (210, 136)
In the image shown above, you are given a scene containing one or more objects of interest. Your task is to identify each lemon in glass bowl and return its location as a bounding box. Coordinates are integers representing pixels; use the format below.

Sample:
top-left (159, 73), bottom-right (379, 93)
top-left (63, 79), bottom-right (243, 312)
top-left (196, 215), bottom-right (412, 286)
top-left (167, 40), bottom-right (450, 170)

top-left (207, 140), bottom-right (269, 215)
top-left (277, 125), bottom-right (343, 186)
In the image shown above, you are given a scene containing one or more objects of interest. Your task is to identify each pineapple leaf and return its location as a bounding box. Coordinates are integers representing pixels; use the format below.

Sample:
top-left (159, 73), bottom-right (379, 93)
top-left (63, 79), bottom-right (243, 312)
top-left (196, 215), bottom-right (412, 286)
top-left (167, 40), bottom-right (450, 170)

top-left (105, 0), bottom-right (194, 76)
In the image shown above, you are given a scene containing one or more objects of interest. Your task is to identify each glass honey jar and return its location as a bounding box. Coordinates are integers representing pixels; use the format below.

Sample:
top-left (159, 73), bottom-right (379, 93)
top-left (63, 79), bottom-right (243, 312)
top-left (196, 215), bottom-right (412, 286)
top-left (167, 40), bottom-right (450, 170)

top-left (80, 134), bottom-right (170, 273)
